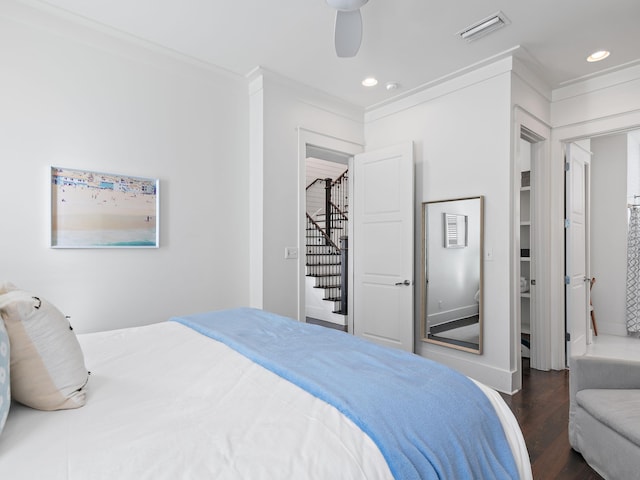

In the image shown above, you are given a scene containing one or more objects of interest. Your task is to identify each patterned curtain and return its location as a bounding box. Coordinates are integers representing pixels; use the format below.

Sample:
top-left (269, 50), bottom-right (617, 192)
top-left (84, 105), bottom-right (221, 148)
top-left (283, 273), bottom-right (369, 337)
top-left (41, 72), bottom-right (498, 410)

top-left (626, 206), bottom-right (640, 336)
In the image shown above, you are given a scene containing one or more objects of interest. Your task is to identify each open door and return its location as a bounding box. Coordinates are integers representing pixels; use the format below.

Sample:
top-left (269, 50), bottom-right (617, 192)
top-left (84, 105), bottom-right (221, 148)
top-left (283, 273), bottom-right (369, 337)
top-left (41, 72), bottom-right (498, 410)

top-left (352, 142), bottom-right (414, 351)
top-left (565, 142), bottom-right (591, 360)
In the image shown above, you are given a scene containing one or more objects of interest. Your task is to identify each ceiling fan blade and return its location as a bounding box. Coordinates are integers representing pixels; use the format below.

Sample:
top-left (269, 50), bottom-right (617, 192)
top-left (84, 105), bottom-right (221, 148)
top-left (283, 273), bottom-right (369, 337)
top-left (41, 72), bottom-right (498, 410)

top-left (334, 9), bottom-right (363, 58)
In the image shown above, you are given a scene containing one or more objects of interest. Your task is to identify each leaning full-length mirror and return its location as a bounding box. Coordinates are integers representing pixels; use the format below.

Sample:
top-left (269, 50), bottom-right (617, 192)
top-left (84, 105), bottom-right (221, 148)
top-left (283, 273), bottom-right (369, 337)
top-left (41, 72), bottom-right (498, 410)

top-left (421, 196), bottom-right (483, 354)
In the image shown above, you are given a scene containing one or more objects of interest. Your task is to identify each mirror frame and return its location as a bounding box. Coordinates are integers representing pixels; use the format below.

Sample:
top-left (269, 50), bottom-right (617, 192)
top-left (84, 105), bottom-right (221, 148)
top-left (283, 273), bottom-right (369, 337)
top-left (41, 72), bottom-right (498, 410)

top-left (421, 196), bottom-right (484, 354)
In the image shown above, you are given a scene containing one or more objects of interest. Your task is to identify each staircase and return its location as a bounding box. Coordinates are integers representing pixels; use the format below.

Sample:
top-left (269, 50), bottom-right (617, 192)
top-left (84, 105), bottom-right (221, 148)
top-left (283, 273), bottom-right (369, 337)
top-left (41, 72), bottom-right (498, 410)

top-left (306, 170), bottom-right (348, 317)
top-left (306, 216), bottom-right (345, 314)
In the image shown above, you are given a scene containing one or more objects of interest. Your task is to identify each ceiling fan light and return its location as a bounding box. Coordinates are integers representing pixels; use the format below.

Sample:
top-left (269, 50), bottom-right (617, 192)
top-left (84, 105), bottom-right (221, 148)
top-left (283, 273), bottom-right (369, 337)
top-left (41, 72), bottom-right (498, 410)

top-left (326, 0), bottom-right (368, 12)
top-left (587, 50), bottom-right (610, 62)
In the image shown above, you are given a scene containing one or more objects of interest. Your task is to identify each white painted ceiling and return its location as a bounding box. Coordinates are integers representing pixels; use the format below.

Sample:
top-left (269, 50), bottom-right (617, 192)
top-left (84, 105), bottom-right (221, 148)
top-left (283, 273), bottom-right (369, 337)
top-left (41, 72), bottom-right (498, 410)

top-left (37, 0), bottom-right (640, 109)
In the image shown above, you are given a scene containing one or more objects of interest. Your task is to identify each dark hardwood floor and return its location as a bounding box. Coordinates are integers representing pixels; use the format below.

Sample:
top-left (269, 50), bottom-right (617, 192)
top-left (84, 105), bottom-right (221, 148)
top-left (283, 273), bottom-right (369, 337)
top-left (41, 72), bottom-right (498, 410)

top-left (500, 359), bottom-right (604, 480)
top-left (306, 316), bottom-right (347, 331)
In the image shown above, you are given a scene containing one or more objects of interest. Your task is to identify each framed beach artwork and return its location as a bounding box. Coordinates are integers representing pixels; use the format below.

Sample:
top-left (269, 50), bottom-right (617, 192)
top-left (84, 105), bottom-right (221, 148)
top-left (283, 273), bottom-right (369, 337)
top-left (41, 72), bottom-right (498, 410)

top-left (51, 167), bottom-right (159, 248)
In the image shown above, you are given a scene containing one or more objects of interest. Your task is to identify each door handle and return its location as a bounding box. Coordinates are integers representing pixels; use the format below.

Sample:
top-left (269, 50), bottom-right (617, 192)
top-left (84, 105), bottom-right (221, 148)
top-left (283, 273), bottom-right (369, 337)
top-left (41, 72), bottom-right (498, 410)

top-left (395, 280), bottom-right (411, 286)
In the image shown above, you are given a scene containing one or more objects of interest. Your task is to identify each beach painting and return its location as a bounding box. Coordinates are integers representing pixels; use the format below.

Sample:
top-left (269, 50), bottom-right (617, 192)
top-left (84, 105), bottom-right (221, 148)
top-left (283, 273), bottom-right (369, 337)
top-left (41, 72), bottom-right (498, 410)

top-left (51, 167), bottom-right (159, 248)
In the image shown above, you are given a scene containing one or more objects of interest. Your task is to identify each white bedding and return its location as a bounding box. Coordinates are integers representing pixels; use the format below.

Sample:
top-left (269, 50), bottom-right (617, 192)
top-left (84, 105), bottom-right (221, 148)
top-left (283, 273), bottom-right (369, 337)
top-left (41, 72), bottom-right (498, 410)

top-left (0, 321), bottom-right (531, 479)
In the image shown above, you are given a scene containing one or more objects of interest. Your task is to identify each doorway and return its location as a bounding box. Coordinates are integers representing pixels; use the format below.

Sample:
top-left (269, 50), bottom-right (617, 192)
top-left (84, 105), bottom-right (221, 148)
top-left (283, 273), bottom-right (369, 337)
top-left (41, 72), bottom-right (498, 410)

top-left (297, 131), bottom-right (415, 352)
top-left (590, 130), bottom-right (640, 337)
top-left (296, 129), bottom-right (362, 329)
top-left (518, 126), bottom-right (549, 369)
top-left (550, 122), bottom-right (640, 368)
top-left (304, 146), bottom-right (350, 330)
top-left (567, 129), bottom-right (640, 345)
top-left (513, 113), bottom-right (550, 392)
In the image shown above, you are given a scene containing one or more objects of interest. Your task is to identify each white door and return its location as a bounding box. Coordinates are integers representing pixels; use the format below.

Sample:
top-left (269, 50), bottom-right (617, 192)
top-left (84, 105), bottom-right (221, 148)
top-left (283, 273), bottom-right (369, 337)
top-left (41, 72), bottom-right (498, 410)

top-left (565, 142), bottom-right (591, 360)
top-left (352, 142), bottom-right (414, 351)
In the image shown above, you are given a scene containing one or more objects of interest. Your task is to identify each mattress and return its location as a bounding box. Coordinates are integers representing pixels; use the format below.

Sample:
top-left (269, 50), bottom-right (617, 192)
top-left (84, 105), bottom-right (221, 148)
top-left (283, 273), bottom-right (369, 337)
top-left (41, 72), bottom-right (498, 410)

top-left (0, 314), bottom-right (531, 479)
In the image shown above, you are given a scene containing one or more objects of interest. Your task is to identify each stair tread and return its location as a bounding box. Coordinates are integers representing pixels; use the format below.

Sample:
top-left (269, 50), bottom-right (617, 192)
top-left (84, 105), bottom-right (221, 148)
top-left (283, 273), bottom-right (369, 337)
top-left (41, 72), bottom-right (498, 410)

top-left (306, 273), bottom-right (342, 278)
top-left (313, 284), bottom-right (341, 289)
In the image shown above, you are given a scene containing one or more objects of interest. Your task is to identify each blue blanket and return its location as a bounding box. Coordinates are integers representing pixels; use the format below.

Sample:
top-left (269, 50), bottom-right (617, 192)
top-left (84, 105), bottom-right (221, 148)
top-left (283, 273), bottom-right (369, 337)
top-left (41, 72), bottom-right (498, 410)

top-left (172, 308), bottom-right (518, 479)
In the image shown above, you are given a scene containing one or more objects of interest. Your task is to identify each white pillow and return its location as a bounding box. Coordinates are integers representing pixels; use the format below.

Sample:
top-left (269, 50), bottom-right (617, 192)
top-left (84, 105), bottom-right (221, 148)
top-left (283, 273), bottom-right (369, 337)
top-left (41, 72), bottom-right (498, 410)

top-left (0, 281), bottom-right (16, 295)
top-left (0, 317), bottom-right (9, 434)
top-left (0, 289), bottom-right (88, 411)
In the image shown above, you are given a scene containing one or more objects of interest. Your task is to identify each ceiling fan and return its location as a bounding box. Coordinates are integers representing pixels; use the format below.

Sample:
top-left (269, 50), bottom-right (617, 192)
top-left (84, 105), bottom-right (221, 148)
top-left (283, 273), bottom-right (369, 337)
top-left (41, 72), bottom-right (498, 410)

top-left (326, 0), bottom-right (369, 58)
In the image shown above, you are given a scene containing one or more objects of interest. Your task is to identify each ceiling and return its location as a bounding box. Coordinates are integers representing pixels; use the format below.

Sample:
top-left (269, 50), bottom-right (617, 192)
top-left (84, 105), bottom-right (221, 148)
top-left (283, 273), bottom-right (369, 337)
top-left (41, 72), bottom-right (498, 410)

top-left (36, 0), bottom-right (640, 109)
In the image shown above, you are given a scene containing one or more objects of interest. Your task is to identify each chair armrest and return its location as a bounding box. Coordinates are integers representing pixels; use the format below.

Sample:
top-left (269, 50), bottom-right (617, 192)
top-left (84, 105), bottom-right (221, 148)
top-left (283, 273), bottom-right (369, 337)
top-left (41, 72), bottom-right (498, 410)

top-left (571, 355), bottom-right (640, 396)
top-left (569, 354), bottom-right (640, 447)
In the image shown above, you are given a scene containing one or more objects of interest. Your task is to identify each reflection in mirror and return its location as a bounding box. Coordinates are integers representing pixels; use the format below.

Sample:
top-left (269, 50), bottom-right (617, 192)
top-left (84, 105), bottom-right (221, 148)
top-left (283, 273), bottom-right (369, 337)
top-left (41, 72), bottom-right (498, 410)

top-left (422, 196), bottom-right (483, 354)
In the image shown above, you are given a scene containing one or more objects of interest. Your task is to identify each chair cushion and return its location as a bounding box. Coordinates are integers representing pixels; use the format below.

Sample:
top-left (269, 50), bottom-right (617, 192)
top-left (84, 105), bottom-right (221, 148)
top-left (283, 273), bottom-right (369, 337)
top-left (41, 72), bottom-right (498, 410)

top-left (576, 389), bottom-right (640, 446)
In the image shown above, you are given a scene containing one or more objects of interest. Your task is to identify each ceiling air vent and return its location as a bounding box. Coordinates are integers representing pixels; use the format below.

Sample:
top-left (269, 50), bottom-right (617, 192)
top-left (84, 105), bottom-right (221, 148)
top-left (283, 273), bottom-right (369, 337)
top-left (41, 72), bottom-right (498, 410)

top-left (458, 11), bottom-right (510, 42)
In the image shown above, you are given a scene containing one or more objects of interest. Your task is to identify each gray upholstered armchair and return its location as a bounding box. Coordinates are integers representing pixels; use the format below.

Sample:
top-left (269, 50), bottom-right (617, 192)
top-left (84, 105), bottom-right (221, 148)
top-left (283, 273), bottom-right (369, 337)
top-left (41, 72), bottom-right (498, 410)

top-left (569, 354), bottom-right (640, 480)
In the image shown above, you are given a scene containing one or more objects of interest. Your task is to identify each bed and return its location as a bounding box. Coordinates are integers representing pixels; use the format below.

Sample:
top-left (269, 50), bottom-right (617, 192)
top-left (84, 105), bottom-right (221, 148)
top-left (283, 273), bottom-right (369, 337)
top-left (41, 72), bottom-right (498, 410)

top-left (0, 302), bottom-right (531, 479)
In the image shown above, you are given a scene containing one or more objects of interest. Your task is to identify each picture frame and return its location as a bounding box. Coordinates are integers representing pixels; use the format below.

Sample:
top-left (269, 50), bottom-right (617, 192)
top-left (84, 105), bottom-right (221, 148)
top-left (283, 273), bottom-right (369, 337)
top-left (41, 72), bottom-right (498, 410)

top-left (50, 167), bottom-right (159, 248)
top-left (443, 213), bottom-right (468, 248)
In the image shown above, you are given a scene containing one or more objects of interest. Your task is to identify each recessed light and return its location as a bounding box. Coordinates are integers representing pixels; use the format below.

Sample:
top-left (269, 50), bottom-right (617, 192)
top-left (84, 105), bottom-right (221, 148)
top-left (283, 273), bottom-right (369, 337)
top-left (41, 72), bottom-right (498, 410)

top-left (362, 77), bottom-right (378, 87)
top-left (385, 82), bottom-right (400, 91)
top-left (587, 50), bottom-right (610, 62)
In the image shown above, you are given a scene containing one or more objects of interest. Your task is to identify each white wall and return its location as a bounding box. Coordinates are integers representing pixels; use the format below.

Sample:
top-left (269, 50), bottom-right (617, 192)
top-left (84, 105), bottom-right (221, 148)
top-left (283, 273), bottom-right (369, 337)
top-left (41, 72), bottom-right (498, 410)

top-left (0, 2), bottom-right (250, 332)
top-left (551, 64), bottom-right (640, 130)
top-left (590, 134), bottom-right (628, 335)
top-left (365, 59), bottom-right (514, 391)
top-left (249, 70), bottom-right (364, 320)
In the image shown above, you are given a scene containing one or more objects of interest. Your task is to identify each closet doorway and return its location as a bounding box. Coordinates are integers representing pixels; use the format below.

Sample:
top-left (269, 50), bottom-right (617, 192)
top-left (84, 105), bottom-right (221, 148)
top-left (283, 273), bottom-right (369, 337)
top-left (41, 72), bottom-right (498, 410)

top-left (513, 111), bottom-right (551, 393)
top-left (518, 126), bottom-right (546, 372)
